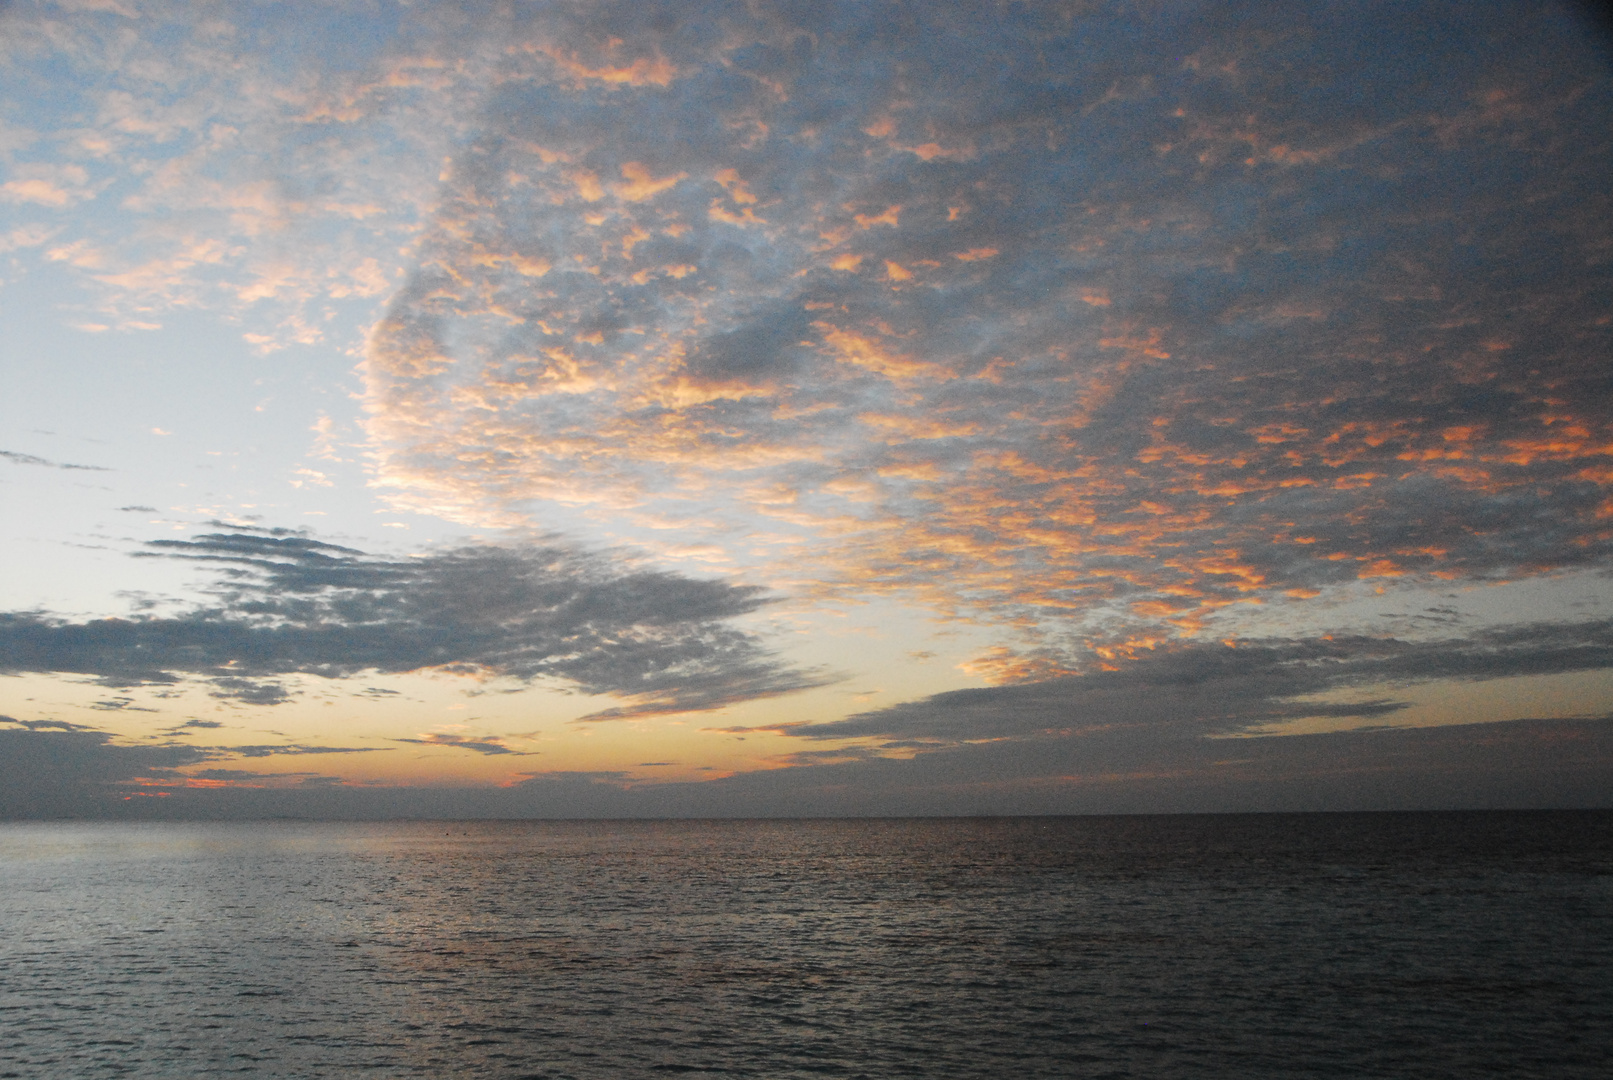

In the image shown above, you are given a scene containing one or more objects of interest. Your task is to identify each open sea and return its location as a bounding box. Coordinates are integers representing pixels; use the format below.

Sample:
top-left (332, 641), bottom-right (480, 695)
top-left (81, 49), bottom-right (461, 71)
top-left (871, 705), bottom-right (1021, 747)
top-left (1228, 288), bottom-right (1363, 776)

top-left (0, 812), bottom-right (1609, 1078)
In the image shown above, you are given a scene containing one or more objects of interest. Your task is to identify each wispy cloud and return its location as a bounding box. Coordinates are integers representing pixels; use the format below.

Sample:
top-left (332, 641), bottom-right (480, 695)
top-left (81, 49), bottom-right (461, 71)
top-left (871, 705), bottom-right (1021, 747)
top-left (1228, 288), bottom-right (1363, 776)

top-left (393, 733), bottom-right (530, 756)
top-left (2, 449), bottom-right (109, 471)
top-left (228, 744), bottom-right (378, 759)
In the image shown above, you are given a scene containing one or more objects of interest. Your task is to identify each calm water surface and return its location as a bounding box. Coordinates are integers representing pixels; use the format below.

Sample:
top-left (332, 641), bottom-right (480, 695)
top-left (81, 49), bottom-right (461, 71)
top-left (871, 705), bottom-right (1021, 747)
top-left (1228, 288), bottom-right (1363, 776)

top-left (0, 812), bottom-right (1609, 1078)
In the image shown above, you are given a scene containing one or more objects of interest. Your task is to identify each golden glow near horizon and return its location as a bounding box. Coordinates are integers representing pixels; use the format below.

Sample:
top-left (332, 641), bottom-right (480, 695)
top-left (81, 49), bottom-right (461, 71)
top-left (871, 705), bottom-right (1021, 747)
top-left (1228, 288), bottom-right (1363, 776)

top-left (2, 1), bottom-right (1611, 812)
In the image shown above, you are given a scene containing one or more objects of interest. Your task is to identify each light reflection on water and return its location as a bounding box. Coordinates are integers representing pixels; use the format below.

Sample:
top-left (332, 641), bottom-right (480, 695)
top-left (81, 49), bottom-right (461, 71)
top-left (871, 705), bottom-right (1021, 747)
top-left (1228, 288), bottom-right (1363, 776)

top-left (0, 813), bottom-right (1609, 1078)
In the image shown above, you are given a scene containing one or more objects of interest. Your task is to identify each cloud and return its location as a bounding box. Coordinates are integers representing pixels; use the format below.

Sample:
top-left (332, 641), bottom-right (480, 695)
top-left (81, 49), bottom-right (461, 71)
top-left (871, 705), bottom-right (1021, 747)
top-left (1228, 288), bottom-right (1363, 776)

top-left (0, 163), bottom-right (96, 207)
top-left (0, 715), bottom-right (383, 815)
top-left (159, 718), bottom-right (224, 734)
top-left (346, 0), bottom-right (1613, 665)
top-left (5, 712), bottom-right (1607, 818)
top-left (89, 695), bottom-right (157, 712)
top-left (789, 621), bottom-right (1613, 746)
top-left (669, 714), bottom-right (1613, 816)
top-left (0, 717), bottom-right (210, 817)
top-left (0, 0), bottom-right (481, 344)
top-left (206, 677), bottom-right (293, 705)
top-left (0, 526), bottom-right (827, 715)
top-left (4, 718), bottom-right (99, 731)
top-left (2, 449), bottom-right (109, 471)
top-left (227, 744), bottom-right (378, 759)
top-left (3, 2), bottom-right (1610, 817)
top-left (10, 1), bottom-right (1608, 664)
top-left (180, 769), bottom-right (331, 784)
top-left (392, 733), bottom-right (529, 756)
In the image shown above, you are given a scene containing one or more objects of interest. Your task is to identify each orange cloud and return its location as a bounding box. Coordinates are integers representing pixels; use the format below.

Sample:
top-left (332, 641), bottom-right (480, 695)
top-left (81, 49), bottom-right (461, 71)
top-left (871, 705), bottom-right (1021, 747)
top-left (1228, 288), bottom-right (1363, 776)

top-left (538, 45), bottom-right (677, 87)
top-left (613, 162), bottom-right (685, 202)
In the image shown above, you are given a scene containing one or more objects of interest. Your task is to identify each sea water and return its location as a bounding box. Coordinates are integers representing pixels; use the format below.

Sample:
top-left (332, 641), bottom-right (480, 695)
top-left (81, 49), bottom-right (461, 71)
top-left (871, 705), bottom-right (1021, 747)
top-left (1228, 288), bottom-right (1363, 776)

top-left (0, 812), bottom-right (1609, 1078)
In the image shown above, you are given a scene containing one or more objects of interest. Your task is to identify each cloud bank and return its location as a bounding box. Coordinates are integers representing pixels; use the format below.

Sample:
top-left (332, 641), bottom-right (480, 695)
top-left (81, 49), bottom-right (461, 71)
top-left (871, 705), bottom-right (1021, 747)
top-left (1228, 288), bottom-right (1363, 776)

top-left (7, 616), bottom-right (1613, 818)
top-left (4, 714), bottom-right (1607, 819)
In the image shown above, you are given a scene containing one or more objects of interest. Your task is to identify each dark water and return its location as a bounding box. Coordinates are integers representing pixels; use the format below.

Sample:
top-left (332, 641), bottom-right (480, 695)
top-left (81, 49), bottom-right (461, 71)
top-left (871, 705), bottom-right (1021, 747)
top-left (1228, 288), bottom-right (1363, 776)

top-left (0, 813), bottom-right (1609, 1078)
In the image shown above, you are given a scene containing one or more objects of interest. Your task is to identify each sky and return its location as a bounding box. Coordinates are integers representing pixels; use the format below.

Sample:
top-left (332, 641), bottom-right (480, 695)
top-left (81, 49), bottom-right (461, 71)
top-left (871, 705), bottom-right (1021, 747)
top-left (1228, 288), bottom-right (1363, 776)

top-left (2, 0), bottom-right (1612, 818)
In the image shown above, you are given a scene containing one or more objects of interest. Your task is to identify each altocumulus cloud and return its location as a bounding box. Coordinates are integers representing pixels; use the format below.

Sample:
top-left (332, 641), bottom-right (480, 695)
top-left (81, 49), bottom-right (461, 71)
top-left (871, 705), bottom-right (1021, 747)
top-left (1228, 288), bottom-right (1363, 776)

top-left (356, 0), bottom-right (1613, 671)
top-left (0, 527), bottom-right (827, 717)
top-left (9, 1), bottom-right (1612, 672)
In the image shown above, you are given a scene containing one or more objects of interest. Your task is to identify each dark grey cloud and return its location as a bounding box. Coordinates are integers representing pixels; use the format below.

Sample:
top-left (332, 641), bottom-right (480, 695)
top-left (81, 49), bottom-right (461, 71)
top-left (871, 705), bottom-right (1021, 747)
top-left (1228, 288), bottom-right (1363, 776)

top-left (0, 715), bottom-right (387, 817)
top-left (662, 714), bottom-right (1613, 817)
top-left (0, 718), bottom-right (210, 818)
top-left (180, 769), bottom-right (323, 782)
top-left (208, 677), bottom-right (293, 706)
top-left (0, 527), bottom-right (827, 715)
top-left (795, 621), bottom-right (1613, 745)
top-left (228, 744), bottom-right (379, 758)
top-left (5, 717), bottom-right (97, 731)
top-left (89, 695), bottom-right (157, 712)
top-left (392, 733), bottom-right (529, 756)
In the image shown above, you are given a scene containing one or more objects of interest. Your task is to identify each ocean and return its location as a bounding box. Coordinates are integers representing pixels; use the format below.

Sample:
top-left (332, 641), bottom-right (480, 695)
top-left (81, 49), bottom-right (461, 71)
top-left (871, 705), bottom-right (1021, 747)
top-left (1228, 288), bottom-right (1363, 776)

top-left (0, 812), bottom-right (1609, 1078)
